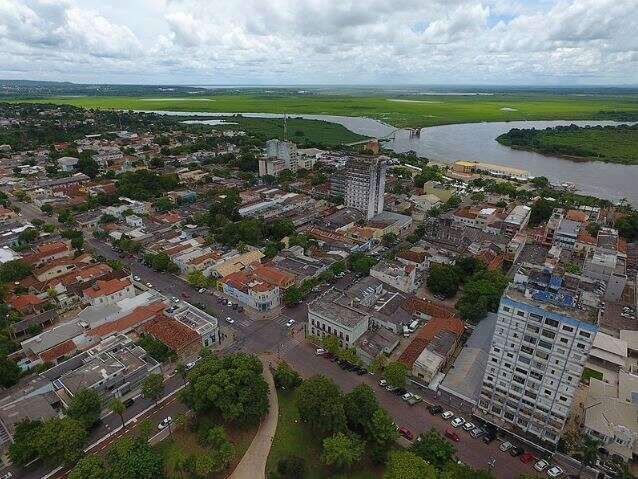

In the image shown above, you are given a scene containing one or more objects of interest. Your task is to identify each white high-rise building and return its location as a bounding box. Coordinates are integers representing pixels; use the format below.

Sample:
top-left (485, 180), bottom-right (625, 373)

top-left (344, 156), bottom-right (387, 220)
top-left (478, 266), bottom-right (598, 445)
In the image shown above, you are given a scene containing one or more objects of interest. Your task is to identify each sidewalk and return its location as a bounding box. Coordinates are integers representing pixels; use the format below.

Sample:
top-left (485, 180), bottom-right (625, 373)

top-left (229, 354), bottom-right (279, 479)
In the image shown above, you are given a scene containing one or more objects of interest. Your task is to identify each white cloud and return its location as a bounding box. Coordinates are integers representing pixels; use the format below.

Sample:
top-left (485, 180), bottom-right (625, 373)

top-left (0, 0), bottom-right (636, 84)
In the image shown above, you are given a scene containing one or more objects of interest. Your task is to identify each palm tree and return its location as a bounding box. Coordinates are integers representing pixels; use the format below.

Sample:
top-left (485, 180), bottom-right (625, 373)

top-left (578, 436), bottom-right (600, 478)
top-left (109, 397), bottom-right (126, 429)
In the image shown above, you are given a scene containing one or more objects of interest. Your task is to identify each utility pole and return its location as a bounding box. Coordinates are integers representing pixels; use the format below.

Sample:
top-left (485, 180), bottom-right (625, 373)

top-left (283, 113), bottom-right (288, 141)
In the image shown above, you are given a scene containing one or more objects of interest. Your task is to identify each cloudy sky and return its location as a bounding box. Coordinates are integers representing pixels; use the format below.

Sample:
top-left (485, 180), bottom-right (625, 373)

top-left (1, 0), bottom-right (637, 85)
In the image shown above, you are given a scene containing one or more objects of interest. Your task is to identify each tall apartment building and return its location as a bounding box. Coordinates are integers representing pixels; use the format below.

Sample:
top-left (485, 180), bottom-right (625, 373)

top-left (343, 156), bottom-right (387, 220)
top-left (258, 139), bottom-right (299, 177)
top-left (478, 266), bottom-right (597, 445)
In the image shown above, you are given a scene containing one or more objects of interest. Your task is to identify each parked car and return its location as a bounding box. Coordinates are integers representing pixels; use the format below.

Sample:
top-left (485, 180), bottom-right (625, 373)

top-left (441, 411), bottom-right (454, 420)
top-left (520, 452), bottom-right (535, 464)
top-left (227, 300), bottom-right (233, 306)
top-left (462, 422), bottom-right (475, 432)
top-left (285, 319), bottom-right (296, 327)
top-left (398, 427), bottom-right (413, 441)
top-left (133, 275), bottom-right (141, 281)
top-left (470, 427), bottom-right (484, 438)
top-left (482, 430), bottom-right (497, 444)
top-left (534, 459), bottom-right (549, 472)
top-left (445, 429), bottom-right (461, 442)
top-left (546, 466), bottom-right (563, 478)
top-left (146, 282), bottom-right (153, 288)
top-left (225, 317), bottom-right (235, 324)
top-left (123, 397), bottom-right (135, 408)
top-left (451, 417), bottom-right (465, 428)
top-left (428, 404), bottom-right (443, 415)
top-left (198, 288), bottom-right (206, 293)
top-left (510, 446), bottom-right (524, 457)
top-left (407, 394), bottom-right (422, 405)
top-left (185, 361), bottom-right (196, 370)
top-left (386, 385), bottom-right (398, 392)
top-left (1, 472), bottom-right (13, 479)
top-left (401, 392), bottom-right (413, 402)
top-left (499, 441), bottom-right (513, 452)
top-left (378, 379), bottom-right (387, 387)
top-left (315, 348), bottom-right (326, 355)
top-left (158, 417), bottom-right (173, 430)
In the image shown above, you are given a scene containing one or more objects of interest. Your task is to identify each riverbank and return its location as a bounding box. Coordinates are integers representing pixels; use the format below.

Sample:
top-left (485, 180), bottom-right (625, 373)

top-left (496, 124), bottom-right (638, 165)
top-left (11, 92), bottom-right (638, 128)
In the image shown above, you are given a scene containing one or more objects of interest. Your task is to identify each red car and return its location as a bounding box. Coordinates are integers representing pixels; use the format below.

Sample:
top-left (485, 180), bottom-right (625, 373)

top-left (398, 427), bottom-right (413, 441)
top-left (445, 429), bottom-right (461, 442)
top-left (520, 452), bottom-right (535, 464)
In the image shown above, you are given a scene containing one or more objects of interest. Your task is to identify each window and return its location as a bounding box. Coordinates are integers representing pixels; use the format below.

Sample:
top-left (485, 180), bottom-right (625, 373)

top-left (524, 390), bottom-right (537, 399)
top-left (538, 340), bottom-right (553, 350)
top-left (576, 342), bottom-right (586, 350)
top-left (560, 338), bottom-right (569, 344)
top-left (530, 313), bottom-right (543, 321)
top-left (515, 367), bottom-right (527, 375)
top-left (559, 395), bottom-right (568, 402)
top-left (506, 353), bottom-right (514, 359)
top-left (562, 325), bottom-right (574, 333)
top-left (517, 310), bottom-right (526, 317)
top-left (521, 345), bottom-right (534, 355)
top-left (579, 331), bottom-right (591, 339)
top-left (542, 329), bottom-right (556, 339)
top-left (513, 375), bottom-right (525, 384)
top-left (545, 318), bottom-right (559, 328)
top-left (519, 356), bottom-right (531, 365)
top-left (503, 306), bottom-right (511, 312)
top-left (524, 335), bottom-right (537, 344)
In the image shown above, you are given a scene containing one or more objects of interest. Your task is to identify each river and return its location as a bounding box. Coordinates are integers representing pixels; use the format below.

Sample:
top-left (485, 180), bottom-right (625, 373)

top-left (139, 110), bottom-right (637, 205)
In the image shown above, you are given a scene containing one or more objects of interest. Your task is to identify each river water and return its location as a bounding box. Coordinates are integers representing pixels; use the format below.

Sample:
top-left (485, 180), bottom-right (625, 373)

top-left (140, 110), bottom-right (637, 205)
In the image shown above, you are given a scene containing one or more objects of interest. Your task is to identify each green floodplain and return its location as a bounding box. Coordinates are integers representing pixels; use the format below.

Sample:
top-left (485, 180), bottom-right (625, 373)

top-left (14, 91), bottom-right (638, 128)
top-left (497, 124), bottom-right (638, 165)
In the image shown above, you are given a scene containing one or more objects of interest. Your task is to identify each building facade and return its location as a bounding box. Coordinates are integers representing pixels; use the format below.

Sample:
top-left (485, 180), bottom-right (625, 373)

top-left (478, 270), bottom-right (597, 445)
top-left (344, 156), bottom-right (387, 220)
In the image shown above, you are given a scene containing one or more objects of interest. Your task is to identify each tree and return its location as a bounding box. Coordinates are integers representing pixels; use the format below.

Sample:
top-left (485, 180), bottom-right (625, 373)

top-left (411, 428), bottom-right (456, 470)
top-left (153, 197), bottom-right (174, 213)
top-left (0, 259), bottom-right (32, 282)
top-left (144, 252), bottom-right (179, 273)
top-left (69, 455), bottom-right (106, 479)
top-left (268, 219), bottom-right (295, 240)
top-left (277, 455), bottom-right (306, 479)
top-left (344, 383), bottom-right (378, 433)
top-left (77, 156), bottom-right (100, 179)
top-left (321, 335), bottom-right (341, 354)
top-left (369, 354), bottom-right (387, 375)
top-left (367, 408), bottom-right (399, 463)
top-left (34, 417), bottom-right (87, 465)
top-left (18, 227), bottom-right (38, 244)
top-left (529, 198), bottom-right (555, 227)
top-left (384, 361), bottom-right (407, 389)
top-left (0, 355), bottom-right (21, 388)
top-left (349, 252), bottom-right (377, 274)
top-left (264, 240), bottom-right (284, 258)
top-left (105, 435), bottom-right (164, 479)
top-left (205, 426), bottom-right (234, 471)
top-left (283, 286), bottom-right (303, 306)
top-left (181, 352), bottom-right (269, 426)
top-left (295, 375), bottom-right (346, 437)
top-left (456, 269), bottom-right (508, 323)
top-left (320, 432), bottom-right (364, 470)
top-left (577, 436), bottom-right (600, 478)
top-left (273, 361), bottom-right (302, 390)
top-left (187, 271), bottom-right (212, 288)
top-left (67, 388), bottom-right (102, 428)
top-left (427, 264), bottom-right (460, 298)
top-left (382, 232), bottom-right (398, 246)
top-left (8, 419), bottom-right (42, 465)
top-left (142, 373), bottom-right (164, 406)
top-left (384, 450), bottom-right (437, 479)
top-left (109, 398), bottom-right (126, 429)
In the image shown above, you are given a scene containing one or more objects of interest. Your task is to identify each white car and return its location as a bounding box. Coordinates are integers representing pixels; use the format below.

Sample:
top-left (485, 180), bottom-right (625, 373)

top-left (225, 317), bottom-right (235, 324)
top-left (499, 441), bottom-right (513, 452)
top-left (546, 466), bottom-right (563, 478)
top-left (285, 319), bottom-right (295, 327)
top-left (441, 411), bottom-right (454, 420)
top-left (158, 417), bottom-right (173, 430)
top-left (401, 392), bottom-right (413, 401)
top-left (315, 348), bottom-right (326, 355)
top-left (146, 282), bottom-right (153, 288)
top-left (133, 275), bottom-right (141, 281)
top-left (172, 297), bottom-right (180, 303)
top-left (227, 300), bottom-right (233, 306)
top-left (378, 379), bottom-right (388, 387)
top-left (451, 417), bottom-right (465, 428)
top-left (198, 288), bottom-right (206, 293)
top-left (534, 459), bottom-right (549, 472)
top-left (185, 361), bottom-right (196, 370)
top-left (462, 422), bottom-right (475, 432)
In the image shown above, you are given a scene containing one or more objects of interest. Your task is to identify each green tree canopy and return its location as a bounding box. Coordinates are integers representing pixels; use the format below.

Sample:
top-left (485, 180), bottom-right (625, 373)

top-left (295, 375), bottom-right (346, 437)
top-left (344, 383), bottom-right (378, 433)
top-left (34, 417), bottom-right (88, 465)
top-left (384, 450), bottom-right (438, 479)
top-left (411, 428), bottom-right (456, 470)
top-left (427, 263), bottom-right (460, 298)
top-left (181, 352), bottom-right (269, 426)
top-left (105, 435), bottom-right (164, 479)
top-left (8, 419), bottom-right (42, 465)
top-left (0, 259), bottom-right (32, 282)
top-left (384, 361), bottom-right (408, 389)
top-left (69, 455), bottom-right (106, 479)
top-left (67, 388), bottom-right (102, 428)
top-left (273, 361), bottom-right (302, 390)
top-left (320, 432), bottom-right (364, 470)
top-left (141, 373), bottom-right (165, 405)
top-left (0, 356), bottom-right (21, 388)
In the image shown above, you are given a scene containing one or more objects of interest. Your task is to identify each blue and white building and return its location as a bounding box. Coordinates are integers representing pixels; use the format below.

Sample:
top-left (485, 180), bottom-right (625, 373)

top-left (478, 266), bottom-right (598, 445)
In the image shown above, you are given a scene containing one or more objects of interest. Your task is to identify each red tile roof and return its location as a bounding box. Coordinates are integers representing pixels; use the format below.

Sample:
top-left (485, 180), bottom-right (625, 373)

top-left (7, 294), bottom-right (45, 310)
top-left (399, 316), bottom-right (465, 367)
top-left (143, 315), bottom-right (200, 352)
top-left (40, 339), bottom-right (76, 363)
top-left (83, 277), bottom-right (131, 299)
top-left (566, 209), bottom-right (589, 224)
top-left (87, 302), bottom-right (165, 337)
top-left (252, 265), bottom-right (296, 288)
top-left (403, 297), bottom-right (458, 320)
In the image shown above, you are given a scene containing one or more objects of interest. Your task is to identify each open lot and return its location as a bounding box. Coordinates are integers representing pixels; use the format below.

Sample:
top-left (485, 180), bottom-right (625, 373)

top-left (12, 92), bottom-right (638, 128)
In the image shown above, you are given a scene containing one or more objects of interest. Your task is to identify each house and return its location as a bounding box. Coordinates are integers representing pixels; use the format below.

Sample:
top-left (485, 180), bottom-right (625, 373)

top-left (142, 315), bottom-right (201, 358)
top-left (307, 287), bottom-right (370, 348)
top-left (221, 271), bottom-right (280, 311)
top-left (251, 264), bottom-right (296, 289)
top-left (370, 259), bottom-right (417, 293)
top-left (6, 294), bottom-right (47, 315)
top-left (57, 156), bottom-right (79, 172)
top-left (396, 248), bottom-right (429, 271)
top-left (355, 328), bottom-right (400, 366)
top-left (82, 277), bottom-right (135, 306)
top-left (22, 241), bottom-right (73, 268)
top-left (207, 249), bottom-right (265, 278)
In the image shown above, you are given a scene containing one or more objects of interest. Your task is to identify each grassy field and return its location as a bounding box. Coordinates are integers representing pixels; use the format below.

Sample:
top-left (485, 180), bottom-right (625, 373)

top-left (212, 116), bottom-right (365, 147)
top-left (155, 413), bottom-right (257, 478)
top-left (497, 124), bottom-right (638, 165)
top-left (266, 390), bottom-right (384, 479)
top-left (13, 92), bottom-right (638, 128)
